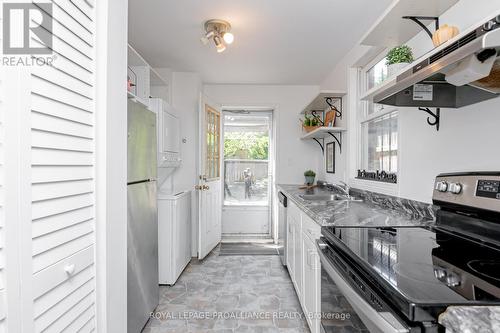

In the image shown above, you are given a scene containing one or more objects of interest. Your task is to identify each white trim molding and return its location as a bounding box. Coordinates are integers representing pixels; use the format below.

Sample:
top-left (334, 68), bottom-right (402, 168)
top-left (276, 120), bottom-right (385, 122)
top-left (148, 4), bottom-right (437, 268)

top-left (95, 0), bottom-right (128, 332)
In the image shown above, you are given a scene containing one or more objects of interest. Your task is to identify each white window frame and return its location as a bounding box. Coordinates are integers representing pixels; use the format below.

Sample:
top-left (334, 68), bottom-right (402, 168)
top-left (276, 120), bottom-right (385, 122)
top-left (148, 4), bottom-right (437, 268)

top-left (349, 51), bottom-right (400, 196)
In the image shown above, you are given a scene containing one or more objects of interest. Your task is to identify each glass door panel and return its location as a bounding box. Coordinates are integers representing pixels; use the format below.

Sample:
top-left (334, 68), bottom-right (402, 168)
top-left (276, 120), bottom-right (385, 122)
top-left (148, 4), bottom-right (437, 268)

top-left (223, 113), bottom-right (271, 206)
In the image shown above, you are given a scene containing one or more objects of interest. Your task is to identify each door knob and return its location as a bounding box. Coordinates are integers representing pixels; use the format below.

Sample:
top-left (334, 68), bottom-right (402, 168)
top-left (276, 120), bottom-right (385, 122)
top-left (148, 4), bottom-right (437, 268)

top-left (64, 264), bottom-right (76, 275)
top-left (195, 185), bottom-right (203, 190)
top-left (202, 185), bottom-right (210, 190)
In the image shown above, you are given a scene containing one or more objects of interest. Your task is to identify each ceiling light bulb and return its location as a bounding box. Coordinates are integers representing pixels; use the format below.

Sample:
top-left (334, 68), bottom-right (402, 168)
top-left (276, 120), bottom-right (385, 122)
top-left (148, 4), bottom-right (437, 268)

top-left (223, 32), bottom-right (234, 44)
top-left (200, 31), bottom-right (215, 45)
top-left (216, 43), bottom-right (226, 53)
top-left (214, 35), bottom-right (226, 53)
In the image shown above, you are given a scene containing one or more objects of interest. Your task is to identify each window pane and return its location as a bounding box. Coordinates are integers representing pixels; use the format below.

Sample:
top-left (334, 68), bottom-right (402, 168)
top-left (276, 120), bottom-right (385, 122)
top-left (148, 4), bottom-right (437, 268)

top-left (223, 114), bottom-right (270, 206)
top-left (361, 111), bottom-right (398, 173)
top-left (367, 57), bottom-right (388, 90)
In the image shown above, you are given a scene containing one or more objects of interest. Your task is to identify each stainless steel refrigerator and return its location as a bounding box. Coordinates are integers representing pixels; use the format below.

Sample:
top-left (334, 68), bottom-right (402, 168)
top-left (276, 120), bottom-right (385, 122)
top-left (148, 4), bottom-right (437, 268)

top-left (127, 100), bottom-right (158, 333)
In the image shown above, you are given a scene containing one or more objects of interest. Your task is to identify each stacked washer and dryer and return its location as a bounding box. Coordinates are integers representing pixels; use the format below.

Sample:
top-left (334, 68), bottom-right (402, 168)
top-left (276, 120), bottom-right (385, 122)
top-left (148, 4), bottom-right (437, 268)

top-left (150, 98), bottom-right (192, 285)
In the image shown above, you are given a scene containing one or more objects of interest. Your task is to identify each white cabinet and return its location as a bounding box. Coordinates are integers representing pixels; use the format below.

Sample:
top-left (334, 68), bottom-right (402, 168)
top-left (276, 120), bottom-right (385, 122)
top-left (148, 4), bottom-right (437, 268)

top-left (158, 191), bottom-right (192, 285)
top-left (149, 98), bottom-right (181, 168)
top-left (286, 201), bottom-right (302, 296)
top-left (301, 215), bottom-right (321, 333)
top-left (285, 200), bottom-right (321, 333)
top-left (286, 211), bottom-right (295, 274)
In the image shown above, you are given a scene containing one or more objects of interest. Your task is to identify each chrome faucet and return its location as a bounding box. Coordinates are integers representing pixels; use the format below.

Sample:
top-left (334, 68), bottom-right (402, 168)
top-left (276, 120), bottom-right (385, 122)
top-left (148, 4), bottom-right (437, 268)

top-left (323, 181), bottom-right (351, 199)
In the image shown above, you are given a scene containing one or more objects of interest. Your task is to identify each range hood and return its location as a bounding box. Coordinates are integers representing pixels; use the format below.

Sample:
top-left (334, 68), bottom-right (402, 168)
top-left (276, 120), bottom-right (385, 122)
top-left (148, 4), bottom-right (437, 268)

top-left (364, 14), bottom-right (500, 108)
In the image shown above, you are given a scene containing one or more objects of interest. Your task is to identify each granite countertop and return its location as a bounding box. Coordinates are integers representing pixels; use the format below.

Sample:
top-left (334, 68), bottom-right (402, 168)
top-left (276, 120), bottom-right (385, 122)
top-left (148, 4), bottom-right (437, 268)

top-left (277, 184), bottom-right (435, 227)
top-left (438, 306), bottom-right (500, 333)
top-left (277, 184), bottom-right (500, 332)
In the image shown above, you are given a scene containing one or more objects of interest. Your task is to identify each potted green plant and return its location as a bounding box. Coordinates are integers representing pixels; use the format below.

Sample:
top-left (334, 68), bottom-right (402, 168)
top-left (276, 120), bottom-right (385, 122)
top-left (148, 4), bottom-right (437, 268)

top-left (304, 170), bottom-right (316, 185)
top-left (386, 45), bottom-right (414, 77)
top-left (303, 116), bottom-right (311, 126)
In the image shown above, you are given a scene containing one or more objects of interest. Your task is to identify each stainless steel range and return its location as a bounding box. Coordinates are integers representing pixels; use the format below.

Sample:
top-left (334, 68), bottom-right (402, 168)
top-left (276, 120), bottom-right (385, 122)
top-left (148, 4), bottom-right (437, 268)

top-left (317, 172), bottom-right (500, 333)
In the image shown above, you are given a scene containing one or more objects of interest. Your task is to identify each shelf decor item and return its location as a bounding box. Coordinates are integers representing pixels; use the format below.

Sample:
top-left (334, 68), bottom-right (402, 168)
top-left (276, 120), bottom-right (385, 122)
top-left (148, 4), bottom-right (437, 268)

top-left (386, 45), bottom-right (414, 77)
top-left (301, 114), bottom-right (321, 133)
top-left (304, 170), bottom-right (316, 185)
top-left (326, 142), bottom-right (335, 173)
top-left (432, 24), bottom-right (459, 47)
top-left (324, 110), bottom-right (336, 127)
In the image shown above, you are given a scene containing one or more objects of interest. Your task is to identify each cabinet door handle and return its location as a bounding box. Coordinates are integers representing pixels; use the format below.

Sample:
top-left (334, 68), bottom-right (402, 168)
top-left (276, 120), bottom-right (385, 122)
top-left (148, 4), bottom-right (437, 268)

top-left (306, 249), bottom-right (312, 268)
top-left (306, 249), bottom-right (320, 270)
top-left (64, 264), bottom-right (76, 276)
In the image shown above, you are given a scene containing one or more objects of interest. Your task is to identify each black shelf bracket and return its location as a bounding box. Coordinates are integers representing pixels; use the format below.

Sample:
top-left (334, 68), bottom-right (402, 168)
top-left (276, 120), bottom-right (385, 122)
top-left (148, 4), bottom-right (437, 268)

top-left (419, 107), bottom-right (440, 131)
top-left (325, 97), bottom-right (343, 119)
top-left (311, 110), bottom-right (325, 125)
top-left (402, 16), bottom-right (439, 40)
top-left (313, 138), bottom-right (324, 153)
top-left (327, 132), bottom-right (342, 153)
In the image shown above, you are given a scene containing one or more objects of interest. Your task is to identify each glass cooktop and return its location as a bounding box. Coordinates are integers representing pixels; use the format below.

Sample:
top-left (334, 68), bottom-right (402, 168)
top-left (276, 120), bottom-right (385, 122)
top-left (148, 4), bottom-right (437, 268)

top-left (322, 225), bottom-right (500, 309)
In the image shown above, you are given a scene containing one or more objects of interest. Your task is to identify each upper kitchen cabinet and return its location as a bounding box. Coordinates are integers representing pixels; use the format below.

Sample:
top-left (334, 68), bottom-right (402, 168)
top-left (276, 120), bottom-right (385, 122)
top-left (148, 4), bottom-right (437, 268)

top-left (127, 45), bottom-right (169, 107)
top-left (360, 0), bottom-right (459, 47)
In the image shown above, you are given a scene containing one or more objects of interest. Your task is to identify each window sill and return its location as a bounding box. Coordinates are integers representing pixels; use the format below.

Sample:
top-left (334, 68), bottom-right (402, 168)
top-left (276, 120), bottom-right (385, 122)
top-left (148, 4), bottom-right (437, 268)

top-left (349, 178), bottom-right (399, 197)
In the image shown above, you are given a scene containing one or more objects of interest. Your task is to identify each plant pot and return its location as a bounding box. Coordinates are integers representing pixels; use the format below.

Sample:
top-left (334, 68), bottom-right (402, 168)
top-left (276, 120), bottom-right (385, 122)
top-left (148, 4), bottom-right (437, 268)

top-left (305, 176), bottom-right (315, 185)
top-left (302, 125), bottom-right (321, 133)
top-left (387, 62), bottom-right (410, 78)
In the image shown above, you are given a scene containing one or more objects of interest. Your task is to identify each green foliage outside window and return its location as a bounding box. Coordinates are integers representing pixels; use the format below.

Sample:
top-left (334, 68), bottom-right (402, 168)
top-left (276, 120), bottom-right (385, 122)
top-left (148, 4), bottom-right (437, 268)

top-left (224, 132), bottom-right (269, 160)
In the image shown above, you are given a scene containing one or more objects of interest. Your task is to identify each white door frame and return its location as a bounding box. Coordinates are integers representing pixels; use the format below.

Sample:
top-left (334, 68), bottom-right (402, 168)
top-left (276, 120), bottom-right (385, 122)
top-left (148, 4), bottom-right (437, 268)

top-left (95, 0), bottom-right (128, 332)
top-left (220, 107), bottom-right (276, 241)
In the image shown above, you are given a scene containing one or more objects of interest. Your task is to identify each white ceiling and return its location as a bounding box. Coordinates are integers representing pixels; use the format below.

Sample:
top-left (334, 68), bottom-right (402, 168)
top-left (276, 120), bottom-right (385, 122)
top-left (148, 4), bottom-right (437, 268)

top-left (128, 0), bottom-right (392, 85)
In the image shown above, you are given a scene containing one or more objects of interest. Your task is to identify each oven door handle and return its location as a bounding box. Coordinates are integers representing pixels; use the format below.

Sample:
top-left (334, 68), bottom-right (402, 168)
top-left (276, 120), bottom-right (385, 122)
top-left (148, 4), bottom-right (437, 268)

top-left (316, 240), bottom-right (409, 333)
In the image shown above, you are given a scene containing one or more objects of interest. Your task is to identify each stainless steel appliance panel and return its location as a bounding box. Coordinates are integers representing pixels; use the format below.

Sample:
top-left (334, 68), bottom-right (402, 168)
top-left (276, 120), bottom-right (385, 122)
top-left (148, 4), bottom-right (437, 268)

top-left (127, 181), bottom-right (159, 333)
top-left (127, 100), bottom-right (157, 183)
top-left (278, 191), bottom-right (287, 266)
top-left (317, 240), bottom-right (409, 333)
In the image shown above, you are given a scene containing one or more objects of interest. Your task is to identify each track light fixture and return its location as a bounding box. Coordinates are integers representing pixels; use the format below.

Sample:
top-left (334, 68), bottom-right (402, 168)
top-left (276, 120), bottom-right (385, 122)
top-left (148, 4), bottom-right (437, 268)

top-left (201, 19), bottom-right (234, 53)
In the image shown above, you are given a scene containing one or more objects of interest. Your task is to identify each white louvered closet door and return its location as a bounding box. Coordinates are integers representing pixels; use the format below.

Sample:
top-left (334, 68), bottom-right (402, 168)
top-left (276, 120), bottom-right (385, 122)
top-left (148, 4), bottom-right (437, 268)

top-left (31, 1), bottom-right (96, 332)
top-left (3, 0), bottom-right (97, 332)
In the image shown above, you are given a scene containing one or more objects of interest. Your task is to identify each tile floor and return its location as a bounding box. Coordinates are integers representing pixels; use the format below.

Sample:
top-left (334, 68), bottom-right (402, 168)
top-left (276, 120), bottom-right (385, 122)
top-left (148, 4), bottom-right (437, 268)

top-left (142, 246), bottom-right (310, 333)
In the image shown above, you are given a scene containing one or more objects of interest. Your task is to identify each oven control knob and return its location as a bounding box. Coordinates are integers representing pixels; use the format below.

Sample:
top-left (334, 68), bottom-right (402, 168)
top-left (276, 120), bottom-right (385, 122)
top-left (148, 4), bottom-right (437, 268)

top-left (448, 183), bottom-right (462, 194)
top-left (483, 20), bottom-right (495, 31)
top-left (446, 274), bottom-right (461, 287)
top-left (434, 268), bottom-right (446, 280)
top-left (435, 181), bottom-right (448, 192)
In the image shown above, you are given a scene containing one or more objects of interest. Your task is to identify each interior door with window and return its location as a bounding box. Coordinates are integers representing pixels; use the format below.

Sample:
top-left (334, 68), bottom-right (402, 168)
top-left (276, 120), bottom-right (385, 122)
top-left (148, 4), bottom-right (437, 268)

top-left (197, 98), bottom-right (222, 259)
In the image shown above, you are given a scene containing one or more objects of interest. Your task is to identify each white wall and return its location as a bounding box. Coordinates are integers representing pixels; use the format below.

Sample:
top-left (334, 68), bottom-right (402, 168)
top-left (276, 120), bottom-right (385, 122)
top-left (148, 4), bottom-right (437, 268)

top-left (319, 0), bottom-right (500, 203)
top-left (203, 84), bottom-right (322, 242)
top-left (203, 85), bottom-right (322, 184)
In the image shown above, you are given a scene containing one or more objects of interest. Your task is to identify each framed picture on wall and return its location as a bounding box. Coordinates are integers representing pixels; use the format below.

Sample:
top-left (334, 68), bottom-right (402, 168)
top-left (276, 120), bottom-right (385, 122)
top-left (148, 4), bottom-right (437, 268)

top-left (326, 142), bottom-right (335, 173)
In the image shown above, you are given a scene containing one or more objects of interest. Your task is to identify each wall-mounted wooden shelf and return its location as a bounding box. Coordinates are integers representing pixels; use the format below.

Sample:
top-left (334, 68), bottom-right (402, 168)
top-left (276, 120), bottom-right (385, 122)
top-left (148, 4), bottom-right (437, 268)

top-left (300, 127), bottom-right (346, 140)
top-left (301, 127), bottom-right (347, 154)
top-left (128, 44), bottom-right (170, 107)
top-left (360, 0), bottom-right (459, 47)
top-left (127, 91), bottom-right (149, 108)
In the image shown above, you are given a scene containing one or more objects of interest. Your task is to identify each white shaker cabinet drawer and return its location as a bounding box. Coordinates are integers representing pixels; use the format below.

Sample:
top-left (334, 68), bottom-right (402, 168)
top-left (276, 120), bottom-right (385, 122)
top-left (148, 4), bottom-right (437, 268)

top-left (301, 214), bottom-right (321, 241)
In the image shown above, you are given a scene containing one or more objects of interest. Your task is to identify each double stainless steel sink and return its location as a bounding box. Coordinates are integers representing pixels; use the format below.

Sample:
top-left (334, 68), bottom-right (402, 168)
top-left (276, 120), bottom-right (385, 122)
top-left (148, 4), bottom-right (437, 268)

top-left (298, 193), bottom-right (362, 204)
